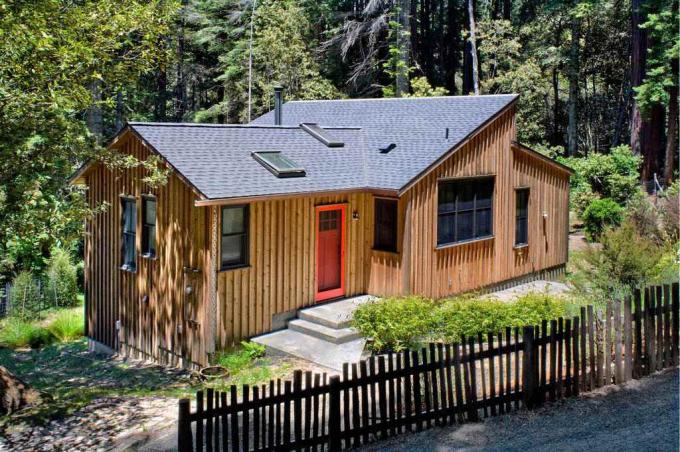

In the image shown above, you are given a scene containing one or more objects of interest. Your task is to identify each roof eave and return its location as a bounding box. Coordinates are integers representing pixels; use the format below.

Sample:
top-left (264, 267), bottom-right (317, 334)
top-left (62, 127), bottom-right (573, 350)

top-left (194, 187), bottom-right (399, 207)
top-left (511, 141), bottom-right (575, 175)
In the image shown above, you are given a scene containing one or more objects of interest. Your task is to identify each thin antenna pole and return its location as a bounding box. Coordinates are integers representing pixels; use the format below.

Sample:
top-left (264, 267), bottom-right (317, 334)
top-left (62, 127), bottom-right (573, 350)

top-left (247, 0), bottom-right (257, 123)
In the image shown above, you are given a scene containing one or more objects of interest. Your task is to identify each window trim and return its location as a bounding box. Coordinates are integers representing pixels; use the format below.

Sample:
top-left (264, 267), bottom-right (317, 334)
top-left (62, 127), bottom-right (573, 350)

top-left (514, 187), bottom-right (530, 247)
top-left (436, 176), bottom-right (495, 248)
top-left (373, 197), bottom-right (399, 253)
top-left (220, 204), bottom-right (250, 271)
top-left (120, 196), bottom-right (137, 273)
top-left (141, 195), bottom-right (157, 259)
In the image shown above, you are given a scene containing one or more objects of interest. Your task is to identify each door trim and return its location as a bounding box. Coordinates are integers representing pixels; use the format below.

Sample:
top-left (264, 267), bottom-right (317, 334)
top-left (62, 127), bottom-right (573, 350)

top-left (315, 204), bottom-right (346, 302)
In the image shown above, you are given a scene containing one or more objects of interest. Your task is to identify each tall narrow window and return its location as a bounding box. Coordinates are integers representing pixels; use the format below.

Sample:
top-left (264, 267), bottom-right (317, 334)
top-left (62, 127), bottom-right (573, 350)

top-left (374, 198), bottom-right (398, 252)
top-left (515, 188), bottom-right (529, 246)
top-left (221, 205), bottom-right (249, 269)
top-left (142, 196), bottom-right (157, 258)
top-left (121, 198), bottom-right (137, 271)
top-left (437, 177), bottom-right (494, 246)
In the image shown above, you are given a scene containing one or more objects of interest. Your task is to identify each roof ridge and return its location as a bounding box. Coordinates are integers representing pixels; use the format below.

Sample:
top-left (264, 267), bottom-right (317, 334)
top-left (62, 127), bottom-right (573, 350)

top-left (286, 94), bottom-right (519, 104)
top-left (129, 121), bottom-right (363, 131)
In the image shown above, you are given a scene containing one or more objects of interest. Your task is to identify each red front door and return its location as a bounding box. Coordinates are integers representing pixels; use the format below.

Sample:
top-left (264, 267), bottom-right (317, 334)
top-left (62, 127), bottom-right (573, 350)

top-left (315, 204), bottom-right (346, 302)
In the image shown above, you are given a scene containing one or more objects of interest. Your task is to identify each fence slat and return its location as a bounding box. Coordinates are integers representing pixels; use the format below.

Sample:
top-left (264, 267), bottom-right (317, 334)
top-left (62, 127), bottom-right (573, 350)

top-left (359, 360), bottom-right (370, 442)
top-left (605, 302), bottom-right (612, 384)
top-left (196, 390), bottom-right (204, 452)
top-left (350, 364), bottom-right (360, 445)
top-left (634, 289), bottom-right (643, 378)
top-left (388, 352), bottom-right (397, 436)
top-left (573, 317), bottom-right (580, 396)
top-left (614, 302), bottom-right (623, 384)
top-left (623, 297), bottom-right (633, 382)
top-left (205, 388), bottom-right (213, 452)
top-left (663, 285), bottom-right (671, 369)
top-left (672, 283), bottom-right (679, 366)
top-left (452, 343), bottom-right (465, 423)
top-left (579, 308), bottom-right (587, 392)
top-left (313, 373), bottom-right (321, 447)
top-left (412, 350), bottom-right (423, 430)
top-left (437, 343), bottom-right (447, 425)
top-left (252, 386), bottom-right (260, 451)
top-left (587, 306), bottom-right (596, 389)
top-left (229, 386), bottom-right (238, 452)
top-left (328, 376), bottom-right (341, 452)
top-left (178, 398), bottom-right (192, 452)
top-left (487, 333), bottom-right (497, 416)
top-left (514, 327), bottom-right (521, 410)
top-left (646, 288), bottom-right (656, 374)
top-left (378, 356), bottom-right (388, 439)
top-left (539, 320), bottom-right (547, 404)
top-left (497, 332), bottom-right (505, 415)
top-left (342, 364), bottom-right (350, 448)
top-left (504, 328), bottom-right (512, 413)
top-left (656, 286), bottom-right (664, 371)
top-left (556, 319), bottom-right (564, 398)
top-left (403, 351), bottom-right (413, 432)
top-left (444, 344), bottom-right (455, 424)
top-left (522, 326), bottom-right (537, 409)
top-left (565, 319), bottom-right (572, 398)
top-left (549, 319), bottom-right (557, 402)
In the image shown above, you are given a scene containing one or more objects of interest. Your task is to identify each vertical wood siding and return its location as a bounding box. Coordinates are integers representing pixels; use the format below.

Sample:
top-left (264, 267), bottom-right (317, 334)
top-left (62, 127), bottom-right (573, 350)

top-left (85, 133), bottom-right (212, 366)
top-left (403, 108), bottom-right (570, 298)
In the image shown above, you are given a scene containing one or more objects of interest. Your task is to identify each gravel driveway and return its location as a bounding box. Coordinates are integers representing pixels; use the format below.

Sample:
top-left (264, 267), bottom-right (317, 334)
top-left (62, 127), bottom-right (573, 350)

top-left (363, 368), bottom-right (679, 452)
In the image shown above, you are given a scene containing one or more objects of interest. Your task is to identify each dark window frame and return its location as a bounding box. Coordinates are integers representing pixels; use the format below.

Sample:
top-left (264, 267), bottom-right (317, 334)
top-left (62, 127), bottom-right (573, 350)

top-left (220, 204), bottom-right (249, 271)
top-left (515, 188), bottom-right (530, 247)
top-left (374, 197), bottom-right (398, 253)
top-left (436, 176), bottom-right (495, 247)
top-left (141, 195), bottom-right (157, 259)
top-left (120, 196), bottom-right (137, 272)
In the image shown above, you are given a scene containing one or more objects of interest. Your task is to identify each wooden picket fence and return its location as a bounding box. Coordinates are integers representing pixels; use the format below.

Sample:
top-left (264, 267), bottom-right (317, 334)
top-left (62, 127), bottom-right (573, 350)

top-left (178, 283), bottom-right (679, 452)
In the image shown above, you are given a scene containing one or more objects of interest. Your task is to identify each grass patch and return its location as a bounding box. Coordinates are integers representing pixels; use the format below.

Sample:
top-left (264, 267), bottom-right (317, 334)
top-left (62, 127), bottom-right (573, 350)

top-left (354, 292), bottom-right (569, 353)
top-left (209, 342), bottom-right (291, 391)
top-left (0, 318), bottom-right (54, 349)
top-left (46, 308), bottom-right (84, 342)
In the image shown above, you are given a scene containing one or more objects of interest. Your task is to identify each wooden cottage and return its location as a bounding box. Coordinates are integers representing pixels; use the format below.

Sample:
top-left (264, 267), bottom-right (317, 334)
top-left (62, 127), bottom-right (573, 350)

top-left (72, 94), bottom-right (572, 367)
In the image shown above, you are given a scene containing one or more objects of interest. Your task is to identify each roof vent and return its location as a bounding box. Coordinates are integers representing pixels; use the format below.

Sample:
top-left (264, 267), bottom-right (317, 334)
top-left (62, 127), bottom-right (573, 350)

top-left (252, 151), bottom-right (306, 178)
top-left (300, 123), bottom-right (344, 148)
top-left (379, 143), bottom-right (397, 154)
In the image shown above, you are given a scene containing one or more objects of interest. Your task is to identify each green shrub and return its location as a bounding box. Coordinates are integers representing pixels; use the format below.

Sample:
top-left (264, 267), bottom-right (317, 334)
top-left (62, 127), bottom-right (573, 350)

top-left (582, 198), bottom-right (623, 240)
top-left (47, 308), bottom-right (84, 342)
top-left (572, 220), bottom-right (664, 300)
top-left (45, 247), bottom-right (79, 308)
top-left (352, 297), bottom-right (435, 352)
top-left (215, 341), bottom-right (267, 374)
top-left (0, 318), bottom-right (54, 349)
top-left (9, 271), bottom-right (44, 320)
top-left (506, 293), bottom-right (566, 327)
top-left (433, 298), bottom-right (510, 342)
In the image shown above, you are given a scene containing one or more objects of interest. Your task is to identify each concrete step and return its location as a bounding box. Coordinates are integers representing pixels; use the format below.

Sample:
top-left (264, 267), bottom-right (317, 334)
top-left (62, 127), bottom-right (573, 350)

top-left (298, 295), bottom-right (374, 329)
top-left (252, 329), bottom-right (366, 371)
top-left (288, 319), bottom-right (361, 344)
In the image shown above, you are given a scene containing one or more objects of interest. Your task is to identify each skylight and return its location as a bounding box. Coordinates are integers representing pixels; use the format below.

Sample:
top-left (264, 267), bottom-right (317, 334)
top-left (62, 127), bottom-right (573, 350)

top-left (252, 151), bottom-right (306, 178)
top-left (300, 123), bottom-right (344, 148)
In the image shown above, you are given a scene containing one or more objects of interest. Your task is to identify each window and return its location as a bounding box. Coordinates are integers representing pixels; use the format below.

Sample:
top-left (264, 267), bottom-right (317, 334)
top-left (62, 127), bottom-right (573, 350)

top-left (142, 196), bottom-right (157, 258)
top-left (221, 205), bottom-right (249, 269)
top-left (437, 177), bottom-right (494, 246)
top-left (252, 151), bottom-right (306, 178)
top-left (121, 197), bottom-right (137, 271)
top-left (374, 198), bottom-right (398, 252)
top-left (515, 188), bottom-right (529, 246)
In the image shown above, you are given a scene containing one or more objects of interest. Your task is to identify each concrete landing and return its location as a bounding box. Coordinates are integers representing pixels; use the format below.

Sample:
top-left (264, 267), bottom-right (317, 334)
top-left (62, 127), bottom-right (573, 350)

top-left (252, 295), bottom-right (374, 370)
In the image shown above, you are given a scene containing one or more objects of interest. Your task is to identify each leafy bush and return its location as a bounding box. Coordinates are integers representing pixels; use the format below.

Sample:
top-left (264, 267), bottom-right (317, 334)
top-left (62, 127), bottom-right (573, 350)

top-left (9, 271), bottom-right (44, 320)
top-left (46, 308), bottom-right (84, 342)
top-left (215, 341), bottom-right (266, 374)
top-left (353, 297), bottom-right (435, 352)
top-left (0, 318), bottom-right (54, 349)
top-left (354, 293), bottom-right (566, 352)
top-left (45, 247), bottom-right (79, 308)
top-left (582, 198), bottom-right (623, 240)
top-left (571, 220), bottom-right (664, 300)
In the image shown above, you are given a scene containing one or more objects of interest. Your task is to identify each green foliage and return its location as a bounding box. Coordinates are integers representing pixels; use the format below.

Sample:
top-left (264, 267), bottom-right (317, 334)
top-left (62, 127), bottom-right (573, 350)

top-left (405, 77), bottom-right (449, 98)
top-left (572, 220), bottom-right (665, 299)
top-left (0, 318), bottom-right (53, 349)
top-left (634, 3), bottom-right (679, 116)
top-left (582, 198), bottom-right (624, 240)
top-left (45, 248), bottom-right (79, 308)
top-left (353, 293), bottom-right (566, 353)
top-left (0, 0), bottom-right (177, 280)
top-left (352, 297), bottom-right (435, 352)
top-left (9, 271), bottom-right (44, 321)
top-left (211, 341), bottom-right (289, 390)
top-left (214, 341), bottom-right (266, 374)
top-left (46, 308), bottom-right (85, 342)
top-left (559, 145), bottom-right (641, 216)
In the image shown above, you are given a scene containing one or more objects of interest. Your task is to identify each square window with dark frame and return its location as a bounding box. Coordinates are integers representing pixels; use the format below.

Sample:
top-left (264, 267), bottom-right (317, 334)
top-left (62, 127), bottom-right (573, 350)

top-left (142, 196), bottom-right (157, 258)
top-left (121, 197), bottom-right (137, 271)
top-left (515, 188), bottom-right (529, 246)
top-left (221, 205), bottom-right (249, 269)
top-left (374, 198), bottom-right (398, 252)
top-left (437, 177), bottom-right (494, 246)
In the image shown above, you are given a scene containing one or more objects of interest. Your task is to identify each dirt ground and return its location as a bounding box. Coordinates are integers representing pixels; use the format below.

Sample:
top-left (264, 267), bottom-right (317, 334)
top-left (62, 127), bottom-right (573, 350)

top-left (362, 367), bottom-right (679, 452)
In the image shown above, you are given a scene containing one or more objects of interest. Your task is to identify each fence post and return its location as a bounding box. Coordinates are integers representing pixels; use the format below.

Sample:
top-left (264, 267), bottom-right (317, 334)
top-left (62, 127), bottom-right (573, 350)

top-left (178, 398), bottom-right (193, 452)
top-left (522, 326), bottom-right (539, 409)
top-left (328, 375), bottom-right (342, 452)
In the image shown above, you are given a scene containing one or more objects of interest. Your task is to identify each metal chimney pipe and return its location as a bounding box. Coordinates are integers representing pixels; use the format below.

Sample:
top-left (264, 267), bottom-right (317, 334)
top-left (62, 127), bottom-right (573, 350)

top-left (274, 86), bottom-right (283, 125)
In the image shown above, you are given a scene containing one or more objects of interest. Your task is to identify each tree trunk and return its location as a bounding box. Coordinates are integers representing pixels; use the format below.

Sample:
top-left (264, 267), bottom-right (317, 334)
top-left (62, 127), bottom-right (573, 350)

top-left (552, 67), bottom-right (560, 145)
top-left (641, 103), bottom-right (666, 183)
top-left (173, 0), bottom-right (188, 121)
top-left (630, 0), bottom-right (647, 157)
top-left (467, 0), bottom-right (480, 95)
top-left (396, 0), bottom-right (412, 96)
top-left (154, 66), bottom-right (167, 121)
top-left (567, 16), bottom-right (581, 156)
top-left (0, 366), bottom-right (43, 414)
top-left (665, 45), bottom-right (679, 185)
top-left (444, 0), bottom-right (460, 94)
top-left (503, 0), bottom-right (512, 21)
top-left (86, 80), bottom-right (103, 143)
top-left (114, 90), bottom-right (124, 133)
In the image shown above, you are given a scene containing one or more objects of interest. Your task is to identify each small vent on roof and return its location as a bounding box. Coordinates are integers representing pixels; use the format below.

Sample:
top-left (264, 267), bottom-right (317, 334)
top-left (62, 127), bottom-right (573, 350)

top-left (300, 123), bottom-right (344, 148)
top-left (379, 143), bottom-right (397, 154)
top-left (252, 151), bottom-right (306, 178)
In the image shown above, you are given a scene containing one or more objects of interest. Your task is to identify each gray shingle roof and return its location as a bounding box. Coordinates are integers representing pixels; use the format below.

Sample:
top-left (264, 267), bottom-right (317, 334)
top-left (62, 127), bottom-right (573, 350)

top-left (129, 95), bottom-right (518, 200)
